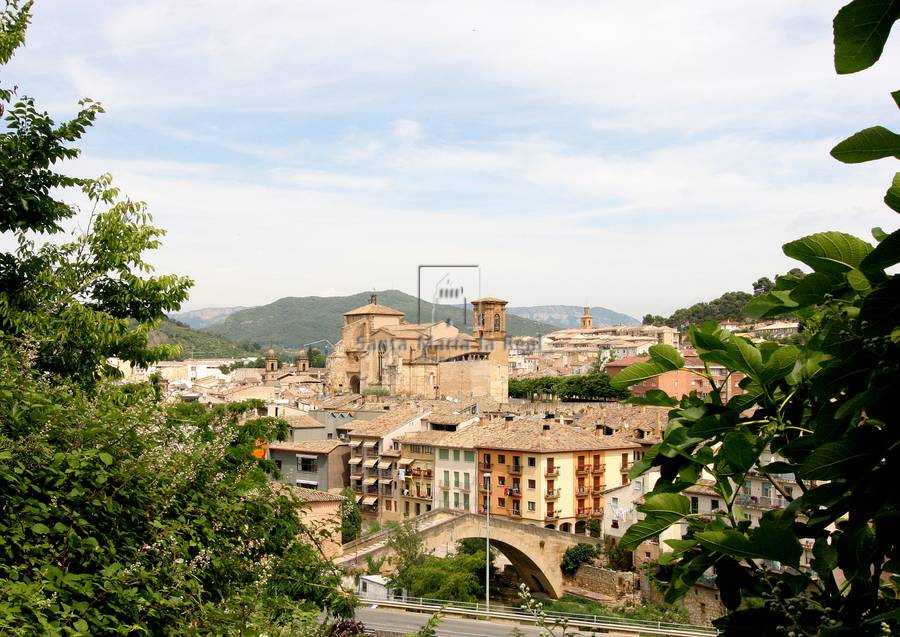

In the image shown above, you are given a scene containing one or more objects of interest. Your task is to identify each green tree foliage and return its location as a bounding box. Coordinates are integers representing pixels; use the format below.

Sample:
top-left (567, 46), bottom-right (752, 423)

top-left (341, 487), bottom-right (363, 543)
top-left (642, 314), bottom-right (668, 326)
top-left (560, 543), bottom-right (597, 576)
top-left (509, 371), bottom-right (629, 402)
top-left (0, 4), bottom-right (353, 633)
top-left (610, 5), bottom-right (900, 629)
top-left (384, 520), bottom-right (426, 593)
top-left (752, 277), bottom-right (775, 296)
top-left (399, 552), bottom-right (486, 602)
top-left (308, 347), bottom-right (326, 368)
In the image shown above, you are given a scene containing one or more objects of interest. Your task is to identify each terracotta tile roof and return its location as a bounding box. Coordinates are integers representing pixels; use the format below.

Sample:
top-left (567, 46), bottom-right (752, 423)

top-left (343, 303), bottom-right (405, 317)
top-left (397, 430), bottom-right (453, 445)
top-left (460, 418), bottom-right (641, 453)
top-left (471, 296), bottom-right (507, 304)
top-left (285, 414), bottom-right (325, 429)
top-left (349, 407), bottom-right (427, 437)
top-left (273, 484), bottom-right (345, 502)
top-left (267, 440), bottom-right (347, 454)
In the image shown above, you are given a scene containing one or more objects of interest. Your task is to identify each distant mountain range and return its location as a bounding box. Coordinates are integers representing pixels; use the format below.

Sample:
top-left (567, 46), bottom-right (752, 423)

top-left (198, 290), bottom-right (558, 351)
top-left (170, 306), bottom-right (247, 329)
top-left (506, 305), bottom-right (638, 328)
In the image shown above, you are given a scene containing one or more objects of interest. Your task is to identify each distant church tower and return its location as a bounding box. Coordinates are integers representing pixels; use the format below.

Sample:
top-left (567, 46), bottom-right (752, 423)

top-left (580, 307), bottom-right (593, 330)
top-left (295, 349), bottom-right (309, 372)
top-left (472, 297), bottom-right (508, 343)
top-left (265, 348), bottom-right (278, 373)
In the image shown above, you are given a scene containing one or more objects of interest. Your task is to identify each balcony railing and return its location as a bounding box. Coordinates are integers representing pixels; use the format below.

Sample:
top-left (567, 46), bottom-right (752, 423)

top-left (545, 488), bottom-right (560, 499)
top-left (620, 462), bottom-right (631, 472)
top-left (591, 508), bottom-right (603, 518)
top-left (506, 487), bottom-right (521, 497)
top-left (576, 464), bottom-right (591, 475)
top-left (592, 464), bottom-right (605, 475)
top-left (545, 510), bottom-right (559, 521)
top-left (576, 486), bottom-right (590, 496)
top-left (736, 494), bottom-right (786, 510)
top-left (439, 481), bottom-right (451, 490)
top-left (459, 484), bottom-right (471, 493)
top-left (480, 462), bottom-right (493, 472)
top-left (591, 486), bottom-right (605, 496)
top-left (576, 508), bottom-right (590, 518)
top-left (545, 466), bottom-right (559, 477)
top-left (510, 509), bottom-right (523, 518)
top-left (508, 464), bottom-right (523, 475)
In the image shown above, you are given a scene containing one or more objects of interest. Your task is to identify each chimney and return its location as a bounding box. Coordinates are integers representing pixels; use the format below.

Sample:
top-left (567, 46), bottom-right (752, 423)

top-left (595, 423), bottom-right (602, 436)
top-left (542, 423), bottom-right (551, 435)
top-left (370, 292), bottom-right (378, 305)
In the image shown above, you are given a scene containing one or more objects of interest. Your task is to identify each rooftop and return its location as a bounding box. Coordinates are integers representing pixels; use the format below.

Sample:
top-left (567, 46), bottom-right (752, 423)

top-left (267, 440), bottom-right (347, 454)
top-left (344, 303), bottom-right (405, 317)
top-left (349, 407), bottom-right (428, 437)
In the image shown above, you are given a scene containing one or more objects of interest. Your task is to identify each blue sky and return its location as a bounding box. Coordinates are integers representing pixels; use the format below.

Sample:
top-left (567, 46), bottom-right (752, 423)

top-left (5, 1), bottom-right (898, 317)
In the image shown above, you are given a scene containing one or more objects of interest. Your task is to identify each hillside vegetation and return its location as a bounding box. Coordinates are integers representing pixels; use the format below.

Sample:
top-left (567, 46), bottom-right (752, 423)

top-left (149, 319), bottom-right (255, 359)
top-left (204, 289), bottom-right (557, 349)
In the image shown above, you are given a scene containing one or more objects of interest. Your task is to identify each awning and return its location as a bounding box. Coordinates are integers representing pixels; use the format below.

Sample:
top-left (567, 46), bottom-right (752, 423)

top-left (363, 478), bottom-right (377, 486)
top-left (295, 454), bottom-right (318, 460)
top-left (348, 457), bottom-right (362, 466)
top-left (378, 478), bottom-right (393, 485)
top-left (377, 459), bottom-right (393, 469)
top-left (295, 480), bottom-right (318, 488)
top-left (362, 496), bottom-right (378, 506)
top-left (398, 458), bottom-right (414, 465)
top-left (357, 495), bottom-right (364, 503)
top-left (363, 459), bottom-right (378, 468)
top-left (350, 440), bottom-right (362, 447)
top-left (362, 441), bottom-right (377, 449)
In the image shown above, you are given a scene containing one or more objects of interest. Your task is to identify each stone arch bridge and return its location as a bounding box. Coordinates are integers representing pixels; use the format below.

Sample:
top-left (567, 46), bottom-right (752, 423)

top-left (336, 510), bottom-right (603, 598)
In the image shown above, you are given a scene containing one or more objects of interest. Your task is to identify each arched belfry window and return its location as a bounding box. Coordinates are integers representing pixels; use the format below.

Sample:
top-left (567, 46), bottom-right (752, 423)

top-left (494, 314), bottom-right (501, 331)
top-left (480, 313), bottom-right (485, 327)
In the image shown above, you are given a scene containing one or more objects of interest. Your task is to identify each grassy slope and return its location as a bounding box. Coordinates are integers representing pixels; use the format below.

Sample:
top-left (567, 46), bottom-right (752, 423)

top-left (204, 289), bottom-right (557, 349)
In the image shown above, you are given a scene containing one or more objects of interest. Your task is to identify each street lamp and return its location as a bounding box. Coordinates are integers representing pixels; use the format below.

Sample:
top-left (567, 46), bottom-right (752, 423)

top-left (484, 471), bottom-right (491, 612)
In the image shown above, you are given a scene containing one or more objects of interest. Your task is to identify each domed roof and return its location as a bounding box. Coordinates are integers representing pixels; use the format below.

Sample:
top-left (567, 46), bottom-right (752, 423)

top-left (266, 348), bottom-right (277, 358)
top-left (296, 350), bottom-right (309, 359)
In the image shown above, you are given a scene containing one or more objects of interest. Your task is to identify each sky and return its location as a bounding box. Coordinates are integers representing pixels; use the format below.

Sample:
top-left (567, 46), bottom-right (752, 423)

top-left (4, 1), bottom-right (899, 318)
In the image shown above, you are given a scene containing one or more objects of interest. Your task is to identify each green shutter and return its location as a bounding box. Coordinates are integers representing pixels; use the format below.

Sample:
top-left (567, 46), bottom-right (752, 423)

top-left (464, 450), bottom-right (475, 462)
top-left (438, 448), bottom-right (449, 460)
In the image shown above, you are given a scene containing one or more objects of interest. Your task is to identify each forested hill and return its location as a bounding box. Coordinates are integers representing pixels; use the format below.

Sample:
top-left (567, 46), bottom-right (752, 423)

top-left (148, 319), bottom-right (256, 359)
top-left (642, 275), bottom-right (797, 329)
top-left (203, 289), bottom-right (557, 349)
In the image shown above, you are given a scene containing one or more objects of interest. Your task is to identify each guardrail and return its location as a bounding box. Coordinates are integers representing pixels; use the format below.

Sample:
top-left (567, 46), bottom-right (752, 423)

top-left (358, 595), bottom-right (718, 637)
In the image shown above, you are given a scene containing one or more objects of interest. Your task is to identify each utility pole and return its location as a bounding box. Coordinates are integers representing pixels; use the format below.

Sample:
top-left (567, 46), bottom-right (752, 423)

top-left (484, 471), bottom-right (491, 612)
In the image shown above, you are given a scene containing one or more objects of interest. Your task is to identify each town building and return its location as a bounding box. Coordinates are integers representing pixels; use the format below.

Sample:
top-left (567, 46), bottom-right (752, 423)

top-left (267, 439), bottom-right (350, 492)
top-left (326, 294), bottom-right (509, 402)
top-left (606, 352), bottom-right (744, 400)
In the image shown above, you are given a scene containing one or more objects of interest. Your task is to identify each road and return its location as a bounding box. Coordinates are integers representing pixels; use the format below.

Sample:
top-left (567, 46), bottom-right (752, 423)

top-left (356, 606), bottom-right (611, 636)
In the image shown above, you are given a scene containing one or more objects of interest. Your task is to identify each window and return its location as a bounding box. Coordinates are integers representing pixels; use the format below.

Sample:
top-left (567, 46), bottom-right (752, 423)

top-left (443, 492), bottom-right (449, 508)
top-left (527, 501), bottom-right (536, 512)
top-left (297, 457), bottom-right (318, 472)
top-left (612, 497), bottom-right (619, 508)
top-left (327, 433), bottom-right (333, 439)
top-left (690, 496), bottom-right (699, 514)
top-left (463, 493), bottom-right (470, 509)
top-left (484, 453), bottom-right (491, 465)
top-left (484, 475), bottom-right (490, 489)
top-left (274, 460), bottom-right (282, 471)
top-left (438, 448), bottom-right (449, 460)
top-left (494, 314), bottom-right (501, 331)
top-left (453, 449), bottom-right (460, 462)
top-left (464, 473), bottom-right (470, 490)
top-left (498, 454), bottom-right (506, 464)
top-left (711, 499), bottom-right (720, 511)
top-left (443, 470), bottom-right (449, 486)
top-left (384, 500), bottom-right (391, 511)
top-left (464, 450), bottom-right (475, 462)
top-left (527, 457), bottom-right (536, 467)
top-left (415, 503), bottom-right (420, 515)
top-left (634, 479), bottom-right (642, 493)
top-left (454, 492), bottom-right (460, 508)
top-left (497, 476), bottom-right (506, 486)
top-left (454, 471), bottom-right (460, 487)
top-left (362, 581), bottom-right (368, 593)
top-left (498, 497), bottom-right (506, 508)
top-left (527, 479), bottom-right (536, 490)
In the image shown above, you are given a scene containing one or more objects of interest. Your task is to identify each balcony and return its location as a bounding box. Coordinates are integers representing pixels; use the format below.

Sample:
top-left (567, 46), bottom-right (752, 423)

top-left (576, 464), bottom-right (591, 476)
top-left (510, 509), bottom-right (523, 518)
top-left (508, 464), bottom-right (523, 475)
top-left (545, 466), bottom-right (559, 477)
top-left (409, 468), bottom-right (433, 478)
top-left (507, 488), bottom-right (521, 498)
top-left (592, 464), bottom-right (605, 475)
top-left (591, 485), bottom-right (605, 496)
top-left (459, 484), bottom-right (472, 493)
top-left (545, 488), bottom-right (560, 500)
top-left (480, 461), bottom-right (493, 472)
top-left (545, 510), bottom-right (559, 521)
top-left (576, 508), bottom-right (590, 518)
top-left (591, 508), bottom-right (603, 518)
top-left (439, 481), bottom-right (451, 490)
top-left (576, 486), bottom-right (590, 497)
top-left (620, 462), bottom-right (631, 473)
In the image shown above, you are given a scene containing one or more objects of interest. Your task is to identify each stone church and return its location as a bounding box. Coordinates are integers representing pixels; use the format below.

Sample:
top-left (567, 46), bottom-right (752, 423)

top-left (326, 294), bottom-right (509, 402)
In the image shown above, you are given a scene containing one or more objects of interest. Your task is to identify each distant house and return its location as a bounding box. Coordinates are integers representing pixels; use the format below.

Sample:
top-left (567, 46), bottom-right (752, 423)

top-left (357, 574), bottom-right (404, 601)
top-left (267, 440), bottom-right (350, 492)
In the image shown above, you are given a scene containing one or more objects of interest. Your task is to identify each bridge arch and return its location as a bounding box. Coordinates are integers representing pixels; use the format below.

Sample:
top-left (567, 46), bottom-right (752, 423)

top-left (338, 511), bottom-right (604, 599)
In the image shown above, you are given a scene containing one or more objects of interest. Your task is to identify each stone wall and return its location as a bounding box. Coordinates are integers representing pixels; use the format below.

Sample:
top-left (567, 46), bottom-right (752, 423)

top-left (643, 580), bottom-right (725, 627)
top-left (573, 564), bottom-right (635, 599)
